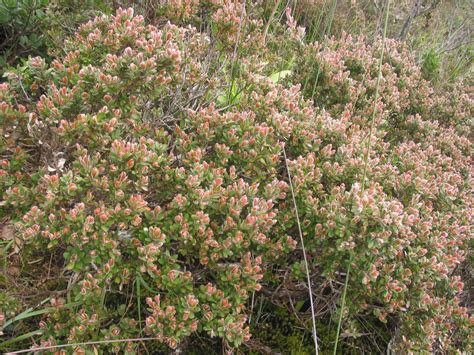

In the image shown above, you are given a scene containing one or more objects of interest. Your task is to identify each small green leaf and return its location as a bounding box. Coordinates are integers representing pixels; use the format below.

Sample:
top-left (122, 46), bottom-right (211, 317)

top-left (269, 70), bottom-right (292, 83)
top-left (216, 93), bottom-right (227, 106)
top-left (0, 9), bottom-right (11, 24)
top-left (2, 0), bottom-right (17, 9)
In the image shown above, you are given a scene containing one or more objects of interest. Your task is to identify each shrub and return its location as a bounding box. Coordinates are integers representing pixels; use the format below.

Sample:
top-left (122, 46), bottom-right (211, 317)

top-left (0, 7), bottom-right (294, 352)
top-left (0, 6), bottom-right (472, 354)
top-left (288, 32), bottom-right (473, 352)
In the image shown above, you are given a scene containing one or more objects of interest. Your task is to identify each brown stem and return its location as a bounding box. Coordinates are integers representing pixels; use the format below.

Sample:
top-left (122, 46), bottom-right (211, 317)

top-left (399, 0), bottom-right (423, 40)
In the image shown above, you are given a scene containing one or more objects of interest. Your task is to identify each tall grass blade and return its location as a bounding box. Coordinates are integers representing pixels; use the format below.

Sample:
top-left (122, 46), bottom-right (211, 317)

top-left (332, 1), bottom-right (391, 354)
top-left (283, 147), bottom-right (319, 355)
top-left (0, 330), bottom-right (42, 350)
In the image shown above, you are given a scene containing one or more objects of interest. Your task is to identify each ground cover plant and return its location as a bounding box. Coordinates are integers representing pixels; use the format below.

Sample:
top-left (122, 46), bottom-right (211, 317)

top-left (0, 1), bottom-right (472, 353)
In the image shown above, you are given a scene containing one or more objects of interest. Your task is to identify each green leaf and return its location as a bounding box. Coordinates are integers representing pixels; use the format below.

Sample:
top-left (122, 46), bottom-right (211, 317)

top-left (4, 301), bottom-right (80, 329)
top-left (2, 0), bottom-right (17, 10)
top-left (269, 70), bottom-right (292, 83)
top-left (0, 8), bottom-right (11, 24)
top-left (0, 330), bottom-right (42, 349)
top-left (295, 300), bottom-right (305, 311)
top-left (216, 92), bottom-right (228, 106)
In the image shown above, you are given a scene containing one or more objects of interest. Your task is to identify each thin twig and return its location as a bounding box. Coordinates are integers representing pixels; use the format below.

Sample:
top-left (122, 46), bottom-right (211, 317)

top-left (249, 290), bottom-right (256, 324)
top-left (262, 0), bottom-right (281, 46)
top-left (228, 0), bottom-right (247, 104)
top-left (282, 147), bottom-right (319, 355)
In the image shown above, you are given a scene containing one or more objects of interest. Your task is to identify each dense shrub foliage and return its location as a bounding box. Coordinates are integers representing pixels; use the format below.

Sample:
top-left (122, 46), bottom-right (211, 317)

top-left (0, 0), bottom-right (111, 71)
top-left (291, 33), bottom-right (473, 351)
top-left (1, 4), bottom-right (472, 353)
top-left (0, 0), bottom-right (50, 68)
